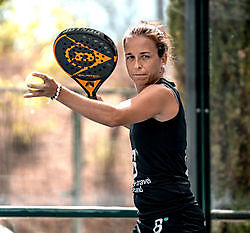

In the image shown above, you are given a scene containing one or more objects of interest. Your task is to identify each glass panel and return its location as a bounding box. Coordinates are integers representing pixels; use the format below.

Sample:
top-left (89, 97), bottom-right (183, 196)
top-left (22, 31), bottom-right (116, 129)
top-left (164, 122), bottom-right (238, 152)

top-left (209, 0), bottom-right (250, 219)
top-left (212, 220), bottom-right (250, 233)
top-left (0, 0), bottom-right (169, 207)
top-left (0, 218), bottom-right (136, 233)
top-left (3, 218), bottom-right (250, 233)
top-left (0, 88), bottom-right (134, 206)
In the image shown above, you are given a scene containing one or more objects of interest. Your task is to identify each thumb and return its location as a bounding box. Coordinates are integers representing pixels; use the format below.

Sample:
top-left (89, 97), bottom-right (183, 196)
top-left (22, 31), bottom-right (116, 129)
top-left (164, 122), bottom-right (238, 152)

top-left (96, 95), bottom-right (103, 101)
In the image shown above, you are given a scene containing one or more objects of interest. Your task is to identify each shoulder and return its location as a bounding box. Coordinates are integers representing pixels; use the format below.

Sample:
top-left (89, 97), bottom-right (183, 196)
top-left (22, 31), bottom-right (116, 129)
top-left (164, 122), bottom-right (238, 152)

top-left (139, 82), bottom-right (177, 104)
top-left (142, 83), bottom-right (179, 122)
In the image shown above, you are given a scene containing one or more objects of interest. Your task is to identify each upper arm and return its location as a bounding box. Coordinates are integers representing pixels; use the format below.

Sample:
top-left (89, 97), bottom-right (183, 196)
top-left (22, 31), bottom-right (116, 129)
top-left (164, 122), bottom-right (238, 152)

top-left (113, 85), bottom-right (178, 126)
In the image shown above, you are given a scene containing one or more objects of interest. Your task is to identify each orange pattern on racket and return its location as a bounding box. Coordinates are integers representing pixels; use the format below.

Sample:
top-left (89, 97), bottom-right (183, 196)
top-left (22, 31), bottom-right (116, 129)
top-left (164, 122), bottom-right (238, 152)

top-left (54, 28), bottom-right (118, 99)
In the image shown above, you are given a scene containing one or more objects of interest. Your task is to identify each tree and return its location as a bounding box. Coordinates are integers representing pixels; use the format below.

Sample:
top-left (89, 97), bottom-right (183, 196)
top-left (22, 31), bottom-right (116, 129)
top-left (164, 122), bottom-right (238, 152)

top-left (167, 0), bottom-right (185, 96)
top-left (210, 0), bottom-right (250, 208)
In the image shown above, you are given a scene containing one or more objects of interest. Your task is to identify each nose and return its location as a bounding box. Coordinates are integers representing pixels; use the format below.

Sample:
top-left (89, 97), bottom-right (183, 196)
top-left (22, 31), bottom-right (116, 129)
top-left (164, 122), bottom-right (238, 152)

top-left (134, 58), bottom-right (142, 69)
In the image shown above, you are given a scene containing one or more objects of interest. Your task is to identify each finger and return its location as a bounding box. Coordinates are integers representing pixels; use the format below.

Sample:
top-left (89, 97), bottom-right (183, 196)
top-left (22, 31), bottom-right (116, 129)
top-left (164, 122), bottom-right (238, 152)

top-left (27, 83), bottom-right (45, 90)
top-left (24, 92), bottom-right (35, 98)
top-left (24, 91), bottom-right (43, 98)
top-left (31, 72), bottom-right (48, 81)
top-left (96, 95), bottom-right (103, 101)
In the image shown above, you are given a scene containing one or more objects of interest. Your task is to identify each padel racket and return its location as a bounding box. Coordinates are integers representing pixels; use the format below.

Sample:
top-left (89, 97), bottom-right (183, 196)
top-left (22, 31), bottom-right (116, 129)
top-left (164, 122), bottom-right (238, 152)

top-left (53, 28), bottom-right (118, 99)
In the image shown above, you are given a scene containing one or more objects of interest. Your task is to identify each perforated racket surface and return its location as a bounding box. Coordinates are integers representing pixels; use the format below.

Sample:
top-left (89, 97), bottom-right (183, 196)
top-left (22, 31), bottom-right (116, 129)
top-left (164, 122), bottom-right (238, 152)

top-left (54, 28), bottom-right (118, 99)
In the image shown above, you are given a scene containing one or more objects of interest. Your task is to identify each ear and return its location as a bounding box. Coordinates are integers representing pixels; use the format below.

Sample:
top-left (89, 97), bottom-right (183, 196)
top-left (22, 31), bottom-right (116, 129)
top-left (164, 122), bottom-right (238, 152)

top-left (161, 53), bottom-right (167, 65)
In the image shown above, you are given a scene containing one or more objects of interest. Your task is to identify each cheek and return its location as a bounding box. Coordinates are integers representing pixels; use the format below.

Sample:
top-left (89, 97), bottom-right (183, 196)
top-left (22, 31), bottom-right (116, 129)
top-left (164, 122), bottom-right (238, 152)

top-left (125, 61), bottom-right (130, 71)
top-left (126, 61), bottom-right (133, 72)
top-left (125, 62), bottom-right (133, 77)
top-left (148, 61), bottom-right (161, 74)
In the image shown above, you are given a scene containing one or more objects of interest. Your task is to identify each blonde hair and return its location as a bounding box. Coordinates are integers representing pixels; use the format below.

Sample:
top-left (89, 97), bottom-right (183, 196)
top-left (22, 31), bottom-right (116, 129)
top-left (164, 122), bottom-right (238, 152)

top-left (122, 21), bottom-right (173, 61)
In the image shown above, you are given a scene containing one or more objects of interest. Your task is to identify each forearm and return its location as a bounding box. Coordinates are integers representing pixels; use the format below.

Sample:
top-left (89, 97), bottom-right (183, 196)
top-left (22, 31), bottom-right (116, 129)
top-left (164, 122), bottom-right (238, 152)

top-left (57, 86), bottom-right (120, 127)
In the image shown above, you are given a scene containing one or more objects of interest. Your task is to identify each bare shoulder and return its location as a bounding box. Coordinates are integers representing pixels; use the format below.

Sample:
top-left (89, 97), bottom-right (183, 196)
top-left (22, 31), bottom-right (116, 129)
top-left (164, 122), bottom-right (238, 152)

top-left (140, 83), bottom-right (177, 103)
top-left (146, 83), bottom-right (179, 122)
top-left (113, 83), bottom-right (179, 125)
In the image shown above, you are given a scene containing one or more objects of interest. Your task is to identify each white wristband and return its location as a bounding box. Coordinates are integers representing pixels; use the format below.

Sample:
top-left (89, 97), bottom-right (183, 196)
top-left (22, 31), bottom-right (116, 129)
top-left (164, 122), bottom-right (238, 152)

top-left (47, 83), bottom-right (62, 104)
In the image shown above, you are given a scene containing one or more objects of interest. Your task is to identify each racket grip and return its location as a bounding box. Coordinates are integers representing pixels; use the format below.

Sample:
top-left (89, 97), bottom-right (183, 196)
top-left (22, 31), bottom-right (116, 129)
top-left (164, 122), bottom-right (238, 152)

top-left (88, 94), bottom-right (97, 100)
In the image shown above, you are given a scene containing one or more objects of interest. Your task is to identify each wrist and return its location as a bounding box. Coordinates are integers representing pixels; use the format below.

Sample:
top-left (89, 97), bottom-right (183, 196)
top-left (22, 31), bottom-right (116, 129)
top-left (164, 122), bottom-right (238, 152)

top-left (47, 82), bottom-right (62, 104)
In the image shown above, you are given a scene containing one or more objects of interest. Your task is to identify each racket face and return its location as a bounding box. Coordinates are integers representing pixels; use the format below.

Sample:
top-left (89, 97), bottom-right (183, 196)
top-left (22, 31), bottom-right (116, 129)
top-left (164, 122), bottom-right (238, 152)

top-left (53, 28), bottom-right (118, 98)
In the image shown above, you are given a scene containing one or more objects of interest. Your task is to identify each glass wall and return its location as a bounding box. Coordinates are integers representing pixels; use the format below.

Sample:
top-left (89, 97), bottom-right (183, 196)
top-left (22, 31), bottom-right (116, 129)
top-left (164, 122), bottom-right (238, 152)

top-left (1, 0), bottom-right (249, 232)
top-left (0, 218), bottom-right (136, 233)
top-left (210, 0), bottom-right (250, 232)
top-left (0, 0), bottom-right (169, 232)
top-left (0, 0), bottom-right (168, 207)
top-left (167, 1), bottom-right (250, 232)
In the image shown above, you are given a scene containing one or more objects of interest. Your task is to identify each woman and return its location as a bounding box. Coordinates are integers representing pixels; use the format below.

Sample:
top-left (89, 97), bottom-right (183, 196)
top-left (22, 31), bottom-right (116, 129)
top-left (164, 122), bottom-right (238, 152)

top-left (24, 21), bottom-right (205, 233)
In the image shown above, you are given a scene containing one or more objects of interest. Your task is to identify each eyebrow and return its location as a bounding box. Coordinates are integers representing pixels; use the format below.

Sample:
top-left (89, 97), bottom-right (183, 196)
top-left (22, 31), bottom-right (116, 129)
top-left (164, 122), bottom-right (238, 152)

top-left (125, 51), bottom-right (151, 56)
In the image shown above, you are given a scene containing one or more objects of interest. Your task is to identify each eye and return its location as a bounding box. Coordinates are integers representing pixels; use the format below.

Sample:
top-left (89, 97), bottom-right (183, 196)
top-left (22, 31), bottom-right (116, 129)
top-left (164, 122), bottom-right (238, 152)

top-left (142, 55), bottom-right (150, 59)
top-left (126, 55), bottom-right (134, 61)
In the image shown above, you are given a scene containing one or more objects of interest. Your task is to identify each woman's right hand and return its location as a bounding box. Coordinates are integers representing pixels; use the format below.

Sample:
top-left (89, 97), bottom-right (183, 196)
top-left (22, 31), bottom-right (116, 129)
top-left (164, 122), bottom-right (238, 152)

top-left (24, 72), bottom-right (59, 99)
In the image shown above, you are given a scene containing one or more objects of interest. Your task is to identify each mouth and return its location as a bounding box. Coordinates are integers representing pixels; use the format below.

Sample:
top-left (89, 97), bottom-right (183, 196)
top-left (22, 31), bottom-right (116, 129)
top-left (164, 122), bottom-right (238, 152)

top-left (133, 74), bottom-right (147, 77)
top-left (132, 74), bottom-right (147, 81)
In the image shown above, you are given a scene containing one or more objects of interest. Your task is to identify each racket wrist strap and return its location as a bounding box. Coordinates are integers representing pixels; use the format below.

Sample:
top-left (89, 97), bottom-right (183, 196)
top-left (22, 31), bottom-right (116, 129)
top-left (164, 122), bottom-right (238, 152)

top-left (47, 83), bottom-right (62, 104)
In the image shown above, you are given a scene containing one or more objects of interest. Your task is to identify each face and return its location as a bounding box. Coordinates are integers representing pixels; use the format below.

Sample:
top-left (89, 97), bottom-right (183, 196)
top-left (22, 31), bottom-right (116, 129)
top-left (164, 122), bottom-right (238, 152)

top-left (124, 36), bottom-right (166, 91)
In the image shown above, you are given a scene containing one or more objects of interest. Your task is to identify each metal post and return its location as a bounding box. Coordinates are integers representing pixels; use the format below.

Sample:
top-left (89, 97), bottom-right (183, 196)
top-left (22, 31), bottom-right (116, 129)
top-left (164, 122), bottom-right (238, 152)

top-left (157, 0), bottom-right (164, 21)
top-left (185, 0), bottom-right (198, 198)
top-left (72, 111), bottom-right (83, 233)
top-left (185, 0), bottom-right (210, 232)
top-left (195, 0), bottom-right (211, 232)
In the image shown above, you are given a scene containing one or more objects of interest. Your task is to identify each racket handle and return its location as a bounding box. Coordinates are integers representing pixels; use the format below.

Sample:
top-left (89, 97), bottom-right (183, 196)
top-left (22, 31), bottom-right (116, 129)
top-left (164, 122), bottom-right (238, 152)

top-left (88, 94), bottom-right (97, 100)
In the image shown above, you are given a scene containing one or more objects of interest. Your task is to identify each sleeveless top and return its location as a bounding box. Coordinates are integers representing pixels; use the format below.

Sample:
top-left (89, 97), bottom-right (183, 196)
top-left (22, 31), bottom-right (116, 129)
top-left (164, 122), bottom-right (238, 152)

top-left (129, 78), bottom-right (197, 221)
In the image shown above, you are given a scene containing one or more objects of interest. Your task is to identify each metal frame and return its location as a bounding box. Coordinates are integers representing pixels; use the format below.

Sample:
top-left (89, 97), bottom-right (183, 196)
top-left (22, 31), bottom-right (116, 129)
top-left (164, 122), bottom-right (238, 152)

top-left (0, 206), bottom-right (249, 220)
top-left (195, 1), bottom-right (211, 231)
top-left (185, 0), bottom-right (210, 232)
top-left (0, 206), bottom-right (138, 218)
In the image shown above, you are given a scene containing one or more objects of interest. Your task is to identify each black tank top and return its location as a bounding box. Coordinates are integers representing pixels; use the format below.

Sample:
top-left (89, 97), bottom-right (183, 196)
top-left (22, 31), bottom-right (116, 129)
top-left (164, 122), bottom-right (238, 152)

top-left (129, 78), bottom-right (196, 220)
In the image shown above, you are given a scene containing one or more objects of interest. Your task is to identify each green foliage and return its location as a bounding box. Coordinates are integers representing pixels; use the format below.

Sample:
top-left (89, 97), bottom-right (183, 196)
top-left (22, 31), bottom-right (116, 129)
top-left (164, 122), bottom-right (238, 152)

top-left (0, 0), bottom-right (88, 155)
top-left (212, 221), bottom-right (250, 233)
top-left (167, 0), bottom-right (185, 94)
top-left (0, 0), bottom-right (9, 22)
top-left (210, 0), bottom-right (250, 210)
top-left (0, 0), bottom-right (8, 4)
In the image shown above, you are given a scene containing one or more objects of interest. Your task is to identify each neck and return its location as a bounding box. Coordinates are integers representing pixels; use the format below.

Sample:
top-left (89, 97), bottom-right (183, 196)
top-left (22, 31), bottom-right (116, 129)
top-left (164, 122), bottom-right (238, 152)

top-left (135, 77), bottom-right (162, 93)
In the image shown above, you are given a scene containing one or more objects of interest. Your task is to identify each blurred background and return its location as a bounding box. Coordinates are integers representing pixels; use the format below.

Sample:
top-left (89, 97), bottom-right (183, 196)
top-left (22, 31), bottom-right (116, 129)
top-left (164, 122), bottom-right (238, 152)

top-left (0, 0), bottom-right (249, 232)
